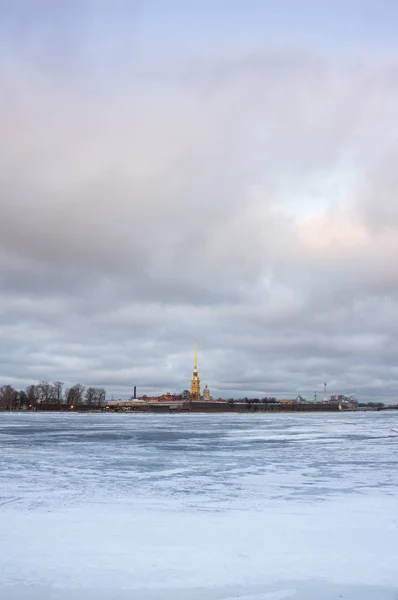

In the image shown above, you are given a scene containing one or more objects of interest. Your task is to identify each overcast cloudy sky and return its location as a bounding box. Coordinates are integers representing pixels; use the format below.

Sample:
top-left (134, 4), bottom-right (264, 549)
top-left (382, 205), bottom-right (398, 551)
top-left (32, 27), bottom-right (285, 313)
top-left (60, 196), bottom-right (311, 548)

top-left (1, 1), bottom-right (398, 401)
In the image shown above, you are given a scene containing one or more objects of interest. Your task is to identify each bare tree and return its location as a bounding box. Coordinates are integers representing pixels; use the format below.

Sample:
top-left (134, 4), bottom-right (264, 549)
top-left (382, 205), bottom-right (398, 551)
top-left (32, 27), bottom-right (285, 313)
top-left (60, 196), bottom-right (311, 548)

top-left (0, 385), bottom-right (18, 410)
top-left (26, 384), bottom-right (39, 409)
top-left (85, 387), bottom-right (106, 407)
top-left (97, 388), bottom-right (106, 406)
top-left (85, 387), bottom-right (96, 406)
top-left (52, 381), bottom-right (64, 407)
top-left (66, 384), bottom-right (85, 408)
top-left (18, 390), bottom-right (28, 409)
top-left (37, 381), bottom-right (53, 407)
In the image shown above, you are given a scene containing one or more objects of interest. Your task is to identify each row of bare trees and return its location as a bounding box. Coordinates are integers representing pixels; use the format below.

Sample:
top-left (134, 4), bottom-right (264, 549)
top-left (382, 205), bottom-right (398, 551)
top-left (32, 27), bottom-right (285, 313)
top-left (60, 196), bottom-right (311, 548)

top-left (0, 381), bottom-right (106, 411)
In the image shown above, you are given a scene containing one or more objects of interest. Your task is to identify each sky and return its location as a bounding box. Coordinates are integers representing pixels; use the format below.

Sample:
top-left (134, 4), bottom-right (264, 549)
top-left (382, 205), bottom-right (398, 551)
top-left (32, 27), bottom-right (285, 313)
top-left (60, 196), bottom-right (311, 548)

top-left (1, 1), bottom-right (398, 401)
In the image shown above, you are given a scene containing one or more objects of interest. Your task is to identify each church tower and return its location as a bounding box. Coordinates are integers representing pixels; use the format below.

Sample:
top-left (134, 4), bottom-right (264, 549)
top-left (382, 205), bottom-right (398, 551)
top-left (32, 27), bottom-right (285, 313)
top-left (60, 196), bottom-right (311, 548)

top-left (190, 338), bottom-right (201, 399)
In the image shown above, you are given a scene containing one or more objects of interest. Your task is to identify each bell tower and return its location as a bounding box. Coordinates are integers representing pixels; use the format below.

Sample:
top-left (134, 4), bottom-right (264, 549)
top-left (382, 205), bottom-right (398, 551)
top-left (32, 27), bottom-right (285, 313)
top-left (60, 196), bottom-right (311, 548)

top-left (190, 338), bottom-right (201, 399)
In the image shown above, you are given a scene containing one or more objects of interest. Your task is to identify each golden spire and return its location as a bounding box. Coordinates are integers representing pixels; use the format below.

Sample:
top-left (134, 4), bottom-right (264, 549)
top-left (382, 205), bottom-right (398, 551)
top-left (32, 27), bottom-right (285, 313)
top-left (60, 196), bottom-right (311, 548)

top-left (190, 338), bottom-right (200, 399)
top-left (193, 338), bottom-right (197, 371)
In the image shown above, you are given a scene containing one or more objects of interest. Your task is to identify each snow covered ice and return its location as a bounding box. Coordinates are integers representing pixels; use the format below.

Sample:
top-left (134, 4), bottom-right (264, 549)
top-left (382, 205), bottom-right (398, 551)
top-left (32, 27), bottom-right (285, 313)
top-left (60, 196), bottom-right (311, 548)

top-left (0, 412), bottom-right (397, 599)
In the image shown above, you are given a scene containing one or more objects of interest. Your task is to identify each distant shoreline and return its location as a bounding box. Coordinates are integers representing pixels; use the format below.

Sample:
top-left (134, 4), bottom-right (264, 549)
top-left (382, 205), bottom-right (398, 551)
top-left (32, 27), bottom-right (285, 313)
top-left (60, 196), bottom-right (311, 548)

top-left (2, 402), bottom-right (397, 414)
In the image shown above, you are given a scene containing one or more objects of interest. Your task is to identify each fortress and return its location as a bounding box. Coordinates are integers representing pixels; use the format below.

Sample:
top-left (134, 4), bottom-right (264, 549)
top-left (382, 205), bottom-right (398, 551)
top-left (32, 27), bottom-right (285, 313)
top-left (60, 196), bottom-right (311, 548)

top-left (98, 340), bottom-right (352, 412)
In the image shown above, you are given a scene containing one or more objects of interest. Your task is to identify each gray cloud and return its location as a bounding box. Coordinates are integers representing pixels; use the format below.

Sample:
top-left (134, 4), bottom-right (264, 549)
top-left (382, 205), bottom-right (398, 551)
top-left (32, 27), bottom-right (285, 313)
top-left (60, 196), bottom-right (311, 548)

top-left (1, 32), bottom-right (398, 401)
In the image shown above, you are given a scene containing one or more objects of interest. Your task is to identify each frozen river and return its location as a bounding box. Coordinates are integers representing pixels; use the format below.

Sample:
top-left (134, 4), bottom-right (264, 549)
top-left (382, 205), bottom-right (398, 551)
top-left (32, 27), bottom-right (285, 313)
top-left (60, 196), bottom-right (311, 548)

top-left (0, 411), bottom-right (397, 599)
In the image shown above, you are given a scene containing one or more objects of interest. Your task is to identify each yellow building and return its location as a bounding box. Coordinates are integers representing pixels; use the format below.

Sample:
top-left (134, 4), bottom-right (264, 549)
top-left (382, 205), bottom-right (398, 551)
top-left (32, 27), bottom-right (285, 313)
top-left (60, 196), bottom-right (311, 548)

top-left (203, 384), bottom-right (211, 400)
top-left (190, 339), bottom-right (201, 399)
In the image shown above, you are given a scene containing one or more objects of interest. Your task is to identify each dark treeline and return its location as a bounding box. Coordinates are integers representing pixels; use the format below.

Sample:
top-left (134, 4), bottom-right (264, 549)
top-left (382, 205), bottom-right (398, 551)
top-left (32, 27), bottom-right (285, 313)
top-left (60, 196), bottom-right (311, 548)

top-left (0, 381), bottom-right (106, 411)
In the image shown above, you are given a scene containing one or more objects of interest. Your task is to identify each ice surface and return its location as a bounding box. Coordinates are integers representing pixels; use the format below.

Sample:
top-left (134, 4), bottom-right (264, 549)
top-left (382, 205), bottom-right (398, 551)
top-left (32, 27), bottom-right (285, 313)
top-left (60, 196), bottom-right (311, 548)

top-left (0, 412), bottom-right (397, 599)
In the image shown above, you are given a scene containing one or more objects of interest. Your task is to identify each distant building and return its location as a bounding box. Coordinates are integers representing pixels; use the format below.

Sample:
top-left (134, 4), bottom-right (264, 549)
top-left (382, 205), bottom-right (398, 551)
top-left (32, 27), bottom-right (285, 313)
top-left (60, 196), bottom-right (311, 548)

top-left (330, 394), bottom-right (358, 409)
top-left (203, 384), bottom-right (212, 400)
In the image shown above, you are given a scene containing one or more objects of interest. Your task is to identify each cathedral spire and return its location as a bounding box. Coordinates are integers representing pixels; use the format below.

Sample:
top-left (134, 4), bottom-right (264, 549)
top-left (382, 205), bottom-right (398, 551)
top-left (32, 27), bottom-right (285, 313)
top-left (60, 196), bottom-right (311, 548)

top-left (190, 338), bottom-right (200, 399)
top-left (193, 338), bottom-right (197, 371)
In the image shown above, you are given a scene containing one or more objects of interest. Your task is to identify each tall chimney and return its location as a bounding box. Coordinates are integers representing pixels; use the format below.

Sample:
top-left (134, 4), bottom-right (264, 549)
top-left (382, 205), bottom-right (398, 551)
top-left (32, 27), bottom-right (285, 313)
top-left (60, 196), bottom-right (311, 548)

top-left (133, 386), bottom-right (137, 399)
